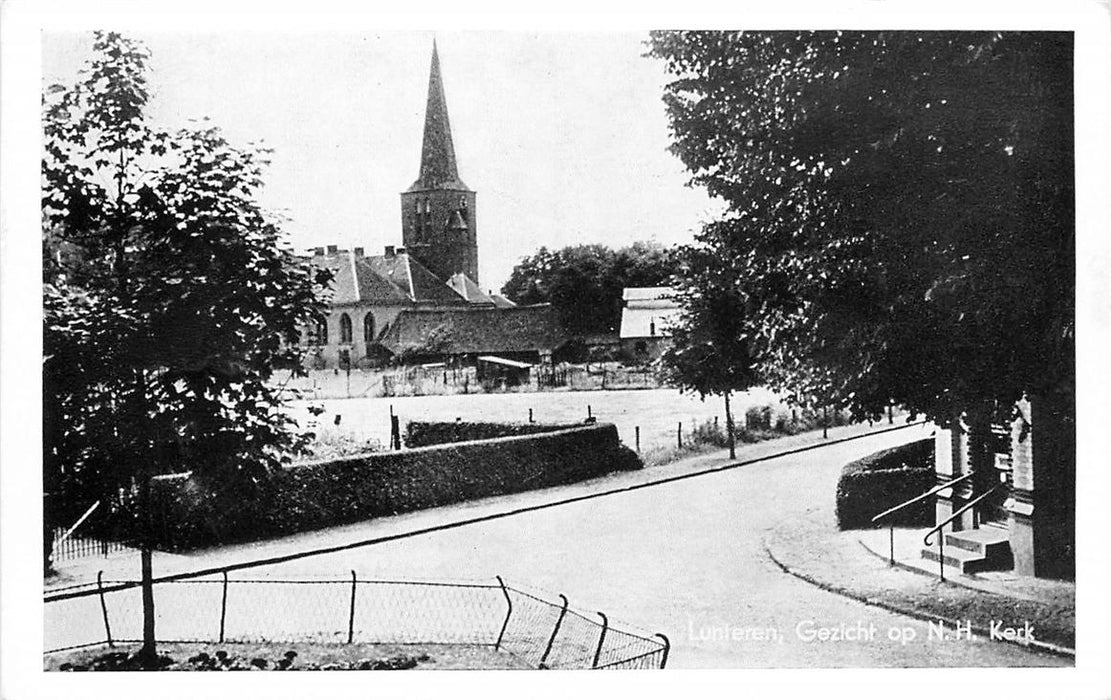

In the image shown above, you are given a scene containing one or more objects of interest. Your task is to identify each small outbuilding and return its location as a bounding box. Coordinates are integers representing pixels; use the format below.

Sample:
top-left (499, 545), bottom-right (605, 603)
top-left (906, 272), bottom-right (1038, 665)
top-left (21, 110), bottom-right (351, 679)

top-left (476, 355), bottom-right (533, 389)
top-left (619, 287), bottom-right (682, 362)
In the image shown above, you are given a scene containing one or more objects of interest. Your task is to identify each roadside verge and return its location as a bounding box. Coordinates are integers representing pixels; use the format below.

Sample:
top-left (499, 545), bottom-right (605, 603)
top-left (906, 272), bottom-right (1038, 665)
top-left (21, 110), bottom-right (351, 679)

top-left (763, 518), bottom-right (1076, 657)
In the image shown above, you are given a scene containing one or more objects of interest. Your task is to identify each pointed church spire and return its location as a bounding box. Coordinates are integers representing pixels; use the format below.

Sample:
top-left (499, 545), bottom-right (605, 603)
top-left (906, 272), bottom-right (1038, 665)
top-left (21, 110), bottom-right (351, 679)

top-left (409, 40), bottom-right (468, 191)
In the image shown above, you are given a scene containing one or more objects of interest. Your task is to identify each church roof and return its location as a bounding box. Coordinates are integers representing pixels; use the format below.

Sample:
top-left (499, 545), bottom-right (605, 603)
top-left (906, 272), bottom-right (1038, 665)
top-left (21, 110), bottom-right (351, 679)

top-left (363, 252), bottom-right (468, 304)
top-left (446, 272), bottom-right (496, 305)
top-left (381, 304), bottom-right (566, 356)
top-left (408, 41), bottom-right (469, 192)
top-left (309, 248), bottom-right (467, 306)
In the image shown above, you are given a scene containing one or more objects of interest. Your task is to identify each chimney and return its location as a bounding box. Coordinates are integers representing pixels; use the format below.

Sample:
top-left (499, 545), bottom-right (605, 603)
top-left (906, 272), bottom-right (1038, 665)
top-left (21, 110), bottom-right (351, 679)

top-left (313, 246), bottom-right (325, 256)
top-left (354, 247), bottom-right (364, 257)
top-left (396, 247), bottom-right (407, 255)
top-left (385, 245), bottom-right (396, 257)
top-left (326, 244), bottom-right (338, 254)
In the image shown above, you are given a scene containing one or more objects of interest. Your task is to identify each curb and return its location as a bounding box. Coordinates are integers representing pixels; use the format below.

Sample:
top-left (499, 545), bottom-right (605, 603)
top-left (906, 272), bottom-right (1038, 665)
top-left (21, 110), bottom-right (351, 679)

top-left (855, 537), bottom-right (1047, 603)
top-left (762, 536), bottom-right (1076, 660)
top-left (48, 421), bottom-right (928, 594)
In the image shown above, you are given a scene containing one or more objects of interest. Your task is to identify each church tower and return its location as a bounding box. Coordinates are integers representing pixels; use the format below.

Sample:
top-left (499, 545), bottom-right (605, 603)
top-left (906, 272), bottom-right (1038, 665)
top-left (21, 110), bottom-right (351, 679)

top-left (401, 41), bottom-right (479, 285)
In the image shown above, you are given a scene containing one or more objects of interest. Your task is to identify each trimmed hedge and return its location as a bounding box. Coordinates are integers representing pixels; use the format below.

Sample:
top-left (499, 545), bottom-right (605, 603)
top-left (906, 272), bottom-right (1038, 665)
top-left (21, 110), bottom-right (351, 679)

top-left (835, 439), bottom-right (935, 530)
top-left (404, 420), bottom-right (580, 448)
top-left (149, 423), bottom-right (641, 550)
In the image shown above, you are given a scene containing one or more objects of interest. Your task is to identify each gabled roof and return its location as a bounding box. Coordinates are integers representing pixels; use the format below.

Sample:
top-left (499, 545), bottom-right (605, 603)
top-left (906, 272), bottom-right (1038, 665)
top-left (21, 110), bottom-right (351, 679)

top-left (381, 304), bottom-right (566, 356)
top-left (312, 251), bottom-right (408, 306)
top-left (364, 253), bottom-right (468, 304)
top-left (446, 272), bottom-right (496, 305)
top-left (408, 41), bottom-right (469, 192)
top-left (309, 249), bottom-right (467, 306)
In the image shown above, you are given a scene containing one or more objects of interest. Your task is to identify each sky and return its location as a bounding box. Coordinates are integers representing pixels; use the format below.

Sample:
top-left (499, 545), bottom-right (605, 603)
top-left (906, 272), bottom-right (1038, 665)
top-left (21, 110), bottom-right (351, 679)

top-left (41, 31), bottom-right (725, 292)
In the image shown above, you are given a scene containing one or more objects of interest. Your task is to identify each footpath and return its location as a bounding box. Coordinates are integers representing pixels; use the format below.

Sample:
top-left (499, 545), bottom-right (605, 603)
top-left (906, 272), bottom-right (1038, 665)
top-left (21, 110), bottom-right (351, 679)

top-left (763, 510), bottom-right (1076, 656)
top-left (45, 418), bottom-right (917, 588)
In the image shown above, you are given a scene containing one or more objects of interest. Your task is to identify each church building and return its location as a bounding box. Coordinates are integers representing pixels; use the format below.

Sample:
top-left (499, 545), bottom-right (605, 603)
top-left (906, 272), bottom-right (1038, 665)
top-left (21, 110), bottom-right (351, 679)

top-left (305, 42), bottom-right (566, 369)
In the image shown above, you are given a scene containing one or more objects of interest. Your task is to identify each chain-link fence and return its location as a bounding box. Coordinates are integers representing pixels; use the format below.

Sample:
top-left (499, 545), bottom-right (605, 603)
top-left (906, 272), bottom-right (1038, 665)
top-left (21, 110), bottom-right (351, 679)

top-left (44, 572), bottom-right (669, 670)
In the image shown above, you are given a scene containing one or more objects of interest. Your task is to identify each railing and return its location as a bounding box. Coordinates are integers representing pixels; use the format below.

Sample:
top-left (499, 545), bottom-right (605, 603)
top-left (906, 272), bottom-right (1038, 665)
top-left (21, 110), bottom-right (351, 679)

top-left (922, 483), bottom-right (1005, 582)
top-left (44, 572), bottom-right (670, 670)
top-left (870, 472), bottom-right (974, 566)
top-left (48, 500), bottom-right (135, 564)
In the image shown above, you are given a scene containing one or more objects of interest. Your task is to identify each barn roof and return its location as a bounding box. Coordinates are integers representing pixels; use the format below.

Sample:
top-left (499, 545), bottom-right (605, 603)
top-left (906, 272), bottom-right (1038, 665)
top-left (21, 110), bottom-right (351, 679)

top-left (381, 304), bottom-right (565, 356)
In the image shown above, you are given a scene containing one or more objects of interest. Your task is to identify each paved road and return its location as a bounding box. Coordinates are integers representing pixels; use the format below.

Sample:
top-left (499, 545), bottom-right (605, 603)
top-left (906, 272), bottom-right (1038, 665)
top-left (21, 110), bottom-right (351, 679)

top-left (245, 425), bottom-right (1064, 668)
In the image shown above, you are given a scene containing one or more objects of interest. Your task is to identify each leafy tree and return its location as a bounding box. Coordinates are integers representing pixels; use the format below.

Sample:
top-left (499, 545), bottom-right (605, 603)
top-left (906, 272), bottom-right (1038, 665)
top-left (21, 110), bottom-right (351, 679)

top-left (43, 32), bottom-right (331, 665)
top-left (646, 31), bottom-right (1073, 427)
top-left (661, 245), bottom-right (758, 459)
top-left (501, 241), bottom-right (682, 337)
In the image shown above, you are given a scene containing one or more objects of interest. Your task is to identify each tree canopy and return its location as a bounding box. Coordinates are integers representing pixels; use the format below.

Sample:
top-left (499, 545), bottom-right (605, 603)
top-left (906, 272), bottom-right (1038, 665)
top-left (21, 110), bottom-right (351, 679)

top-left (43, 32), bottom-right (332, 526)
top-left (647, 31), bottom-right (1074, 423)
top-left (501, 241), bottom-right (681, 337)
top-left (660, 244), bottom-right (758, 457)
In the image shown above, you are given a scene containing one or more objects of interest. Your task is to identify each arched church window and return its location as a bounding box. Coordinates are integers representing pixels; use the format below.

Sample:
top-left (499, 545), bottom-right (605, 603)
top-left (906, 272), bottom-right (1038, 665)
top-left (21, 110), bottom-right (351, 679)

top-left (314, 318), bottom-right (328, 345)
top-left (339, 313), bottom-right (353, 344)
top-left (363, 312), bottom-right (375, 344)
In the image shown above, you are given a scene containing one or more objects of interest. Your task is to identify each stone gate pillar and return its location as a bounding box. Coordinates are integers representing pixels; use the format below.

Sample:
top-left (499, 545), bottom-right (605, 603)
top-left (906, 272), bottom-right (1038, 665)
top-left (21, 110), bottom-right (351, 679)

top-left (1008, 399), bottom-right (1036, 575)
top-left (1009, 395), bottom-right (1076, 579)
top-left (934, 412), bottom-right (973, 530)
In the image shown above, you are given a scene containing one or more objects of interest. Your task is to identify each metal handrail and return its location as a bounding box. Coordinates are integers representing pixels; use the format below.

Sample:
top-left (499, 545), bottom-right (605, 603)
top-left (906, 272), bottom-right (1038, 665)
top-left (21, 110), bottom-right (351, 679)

top-left (870, 472), bottom-right (973, 567)
top-left (923, 484), bottom-right (1004, 547)
top-left (922, 483), bottom-right (1005, 582)
top-left (870, 472), bottom-right (973, 525)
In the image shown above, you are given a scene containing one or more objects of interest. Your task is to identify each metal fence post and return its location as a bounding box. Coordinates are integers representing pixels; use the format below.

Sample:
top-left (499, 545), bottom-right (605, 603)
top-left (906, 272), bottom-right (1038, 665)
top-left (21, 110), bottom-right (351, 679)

top-left (538, 594), bottom-right (568, 669)
top-left (656, 633), bottom-right (671, 669)
top-left (219, 571), bottom-right (229, 643)
top-left (494, 576), bottom-right (513, 651)
top-left (96, 571), bottom-right (113, 647)
top-left (347, 570), bottom-right (357, 644)
top-left (889, 526), bottom-right (895, 566)
top-left (591, 612), bottom-right (609, 669)
top-left (635, 426), bottom-right (640, 454)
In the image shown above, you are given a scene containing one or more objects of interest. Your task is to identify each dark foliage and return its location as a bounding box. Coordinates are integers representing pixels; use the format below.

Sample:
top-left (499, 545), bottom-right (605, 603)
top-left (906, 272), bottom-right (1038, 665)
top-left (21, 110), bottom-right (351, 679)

top-left (835, 439), bottom-right (935, 529)
top-left (647, 31), bottom-right (1074, 425)
top-left (147, 424), bottom-right (642, 549)
top-left (42, 33), bottom-right (333, 540)
top-left (54, 648), bottom-right (428, 671)
top-left (501, 241), bottom-right (681, 337)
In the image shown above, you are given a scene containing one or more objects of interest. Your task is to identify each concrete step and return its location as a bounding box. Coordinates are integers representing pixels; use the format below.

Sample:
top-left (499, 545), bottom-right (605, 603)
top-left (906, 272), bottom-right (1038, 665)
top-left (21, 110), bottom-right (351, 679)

top-left (944, 526), bottom-right (1010, 557)
top-left (922, 537), bottom-right (1014, 574)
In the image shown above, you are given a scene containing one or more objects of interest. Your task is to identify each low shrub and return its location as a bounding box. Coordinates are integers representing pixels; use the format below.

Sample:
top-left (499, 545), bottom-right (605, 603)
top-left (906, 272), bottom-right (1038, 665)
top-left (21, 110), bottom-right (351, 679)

top-left (150, 423), bottom-right (641, 550)
top-left (404, 420), bottom-right (580, 448)
top-left (835, 439), bottom-right (935, 530)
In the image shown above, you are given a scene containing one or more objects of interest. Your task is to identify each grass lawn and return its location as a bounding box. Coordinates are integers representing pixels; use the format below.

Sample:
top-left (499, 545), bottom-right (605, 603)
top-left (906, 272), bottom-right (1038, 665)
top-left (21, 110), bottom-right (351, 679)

top-left (291, 387), bottom-right (785, 457)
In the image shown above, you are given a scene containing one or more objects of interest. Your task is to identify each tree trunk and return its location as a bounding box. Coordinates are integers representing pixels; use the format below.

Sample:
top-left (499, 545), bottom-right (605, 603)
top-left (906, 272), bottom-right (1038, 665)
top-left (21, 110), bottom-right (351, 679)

top-left (134, 367), bottom-right (158, 668)
top-left (724, 391), bottom-right (736, 460)
top-left (137, 545), bottom-right (157, 666)
top-left (136, 473), bottom-right (158, 668)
